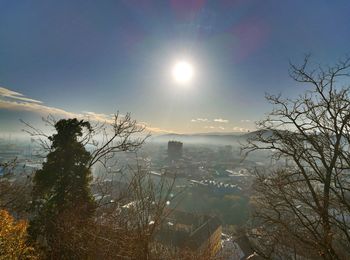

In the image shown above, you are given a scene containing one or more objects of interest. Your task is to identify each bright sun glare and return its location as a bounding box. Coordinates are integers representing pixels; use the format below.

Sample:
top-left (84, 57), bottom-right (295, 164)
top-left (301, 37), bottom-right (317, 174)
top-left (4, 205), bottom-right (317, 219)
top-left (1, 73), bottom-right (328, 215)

top-left (172, 61), bottom-right (194, 84)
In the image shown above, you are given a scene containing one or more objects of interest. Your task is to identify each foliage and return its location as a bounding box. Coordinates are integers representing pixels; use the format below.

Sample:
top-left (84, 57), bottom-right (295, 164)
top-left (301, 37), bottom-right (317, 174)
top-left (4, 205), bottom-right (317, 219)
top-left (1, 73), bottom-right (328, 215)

top-left (29, 118), bottom-right (96, 256)
top-left (0, 209), bottom-right (38, 260)
top-left (25, 114), bottom-right (149, 258)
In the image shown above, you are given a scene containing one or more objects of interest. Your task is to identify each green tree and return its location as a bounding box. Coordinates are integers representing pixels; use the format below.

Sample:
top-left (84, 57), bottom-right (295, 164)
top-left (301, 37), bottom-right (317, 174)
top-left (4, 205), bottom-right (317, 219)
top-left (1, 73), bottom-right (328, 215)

top-left (29, 119), bottom-right (95, 257)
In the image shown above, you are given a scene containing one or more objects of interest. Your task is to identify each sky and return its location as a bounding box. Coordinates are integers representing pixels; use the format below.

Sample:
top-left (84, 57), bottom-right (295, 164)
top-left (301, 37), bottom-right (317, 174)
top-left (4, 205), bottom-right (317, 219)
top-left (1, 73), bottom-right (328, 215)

top-left (1, 0), bottom-right (350, 136)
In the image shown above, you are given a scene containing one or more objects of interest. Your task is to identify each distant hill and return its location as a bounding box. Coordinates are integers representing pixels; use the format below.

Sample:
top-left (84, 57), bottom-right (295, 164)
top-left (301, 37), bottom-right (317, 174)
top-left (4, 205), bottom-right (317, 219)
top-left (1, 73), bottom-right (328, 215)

top-left (149, 132), bottom-right (255, 145)
top-left (148, 130), bottom-right (276, 145)
top-left (239, 129), bottom-right (273, 139)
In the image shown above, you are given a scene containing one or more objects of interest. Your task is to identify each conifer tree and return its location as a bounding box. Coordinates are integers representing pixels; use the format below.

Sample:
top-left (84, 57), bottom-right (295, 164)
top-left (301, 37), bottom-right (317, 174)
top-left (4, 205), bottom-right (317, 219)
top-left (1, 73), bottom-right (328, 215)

top-left (29, 119), bottom-right (95, 256)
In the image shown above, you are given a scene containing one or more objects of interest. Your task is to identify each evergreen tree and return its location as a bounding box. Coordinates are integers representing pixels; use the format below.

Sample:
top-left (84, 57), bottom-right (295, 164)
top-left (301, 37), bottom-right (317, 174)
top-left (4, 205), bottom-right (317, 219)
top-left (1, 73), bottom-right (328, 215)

top-left (29, 119), bottom-right (95, 257)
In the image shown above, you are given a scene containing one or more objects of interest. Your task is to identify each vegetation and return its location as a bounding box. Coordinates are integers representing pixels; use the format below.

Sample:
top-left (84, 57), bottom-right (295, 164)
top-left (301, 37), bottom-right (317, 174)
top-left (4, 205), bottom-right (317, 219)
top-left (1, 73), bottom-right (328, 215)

top-left (245, 56), bottom-right (350, 259)
top-left (23, 114), bottom-right (178, 259)
top-left (178, 189), bottom-right (249, 225)
top-left (0, 160), bottom-right (32, 218)
top-left (90, 166), bottom-right (175, 259)
top-left (29, 119), bottom-right (96, 257)
top-left (0, 209), bottom-right (39, 259)
top-left (4, 56), bottom-right (350, 259)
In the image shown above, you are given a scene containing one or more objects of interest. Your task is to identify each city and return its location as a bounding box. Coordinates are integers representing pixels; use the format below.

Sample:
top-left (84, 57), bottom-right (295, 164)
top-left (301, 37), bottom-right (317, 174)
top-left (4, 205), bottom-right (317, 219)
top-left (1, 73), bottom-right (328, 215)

top-left (1, 1), bottom-right (350, 259)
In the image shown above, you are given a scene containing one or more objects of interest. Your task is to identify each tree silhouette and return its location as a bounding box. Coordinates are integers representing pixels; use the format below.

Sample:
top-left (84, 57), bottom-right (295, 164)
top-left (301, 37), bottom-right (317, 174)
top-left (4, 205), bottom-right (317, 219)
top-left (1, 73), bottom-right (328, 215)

top-left (29, 118), bottom-right (95, 257)
top-left (25, 113), bottom-right (149, 258)
top-left (244, 55), bottom-right (350, 259)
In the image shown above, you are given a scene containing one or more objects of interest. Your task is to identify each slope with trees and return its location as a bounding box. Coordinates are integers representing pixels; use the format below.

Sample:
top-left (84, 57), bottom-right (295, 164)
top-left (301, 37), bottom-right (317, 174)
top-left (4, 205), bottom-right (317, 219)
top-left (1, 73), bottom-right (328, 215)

top-left (0, 209), bottom-right (39, 259)
top-left (29, 119), bottom-right (96, 258)
top-left (26, 113), bottom-right (178, 259)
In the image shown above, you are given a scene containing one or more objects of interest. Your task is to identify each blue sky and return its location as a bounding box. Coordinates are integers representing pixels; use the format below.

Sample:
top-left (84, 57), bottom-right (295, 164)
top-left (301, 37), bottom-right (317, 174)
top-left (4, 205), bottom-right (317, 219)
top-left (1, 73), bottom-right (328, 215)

top-left (1, 0), bottom-right (350, 135)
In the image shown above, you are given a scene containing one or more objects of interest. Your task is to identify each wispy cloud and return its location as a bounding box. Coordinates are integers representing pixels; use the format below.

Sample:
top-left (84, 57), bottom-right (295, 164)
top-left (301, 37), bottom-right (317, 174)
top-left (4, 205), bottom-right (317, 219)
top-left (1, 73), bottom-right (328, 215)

top-left (0, 98), bottom-right (78, 118)
top-left (191, 118), bottom-right (209, 122)
top-left (138, 121), bottom-right (177, 134)
top-left (204, 125), bottom-right (225, 130)
top-left (240, 119), bottom-right (251, 123)
top-left (192, 118), bottom-right (230, 123)
top-left (232, 126), bottom-right (249, 132)
top-left (0, 87), bottom-right (43, 103)
top-left (0, 86), bottom-right (168, 133)
top-left (82, 111), bottom-right (114, 123)
top-left (204, 126), bottom-right (216, 129)
top-left (214, 118), bottom-right (229, 123)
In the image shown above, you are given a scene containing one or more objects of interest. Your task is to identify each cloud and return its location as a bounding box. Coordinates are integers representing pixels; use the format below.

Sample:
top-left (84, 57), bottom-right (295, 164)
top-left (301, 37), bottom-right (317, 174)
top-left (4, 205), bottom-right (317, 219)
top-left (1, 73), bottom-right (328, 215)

top-left (232, 126), bottom-right (249, 132)
top-left (0, 98), bottom-right (116, 124)
top-left (192, 118), bottom-right (230, 124)
top-left (138, 121), bottom-right (176, 134)
top-left (0, 86), bottom-right (169, 134)
top-left (145, 126), bottom-right (176, 134)
top-left (204, 125), bottom-right (225, 131)
top-left (0, 87), bottom-right (43, 103)
top-left (240, 119), bottom-right (251, 123)
top-left (82, 111), bottom-right (114, 123)
top-left (214, 118), bottom-right (229, 123)
top-left (0, 99), bottom-right (78, 118)
top-left (191, 118), bottom-right (208, 122)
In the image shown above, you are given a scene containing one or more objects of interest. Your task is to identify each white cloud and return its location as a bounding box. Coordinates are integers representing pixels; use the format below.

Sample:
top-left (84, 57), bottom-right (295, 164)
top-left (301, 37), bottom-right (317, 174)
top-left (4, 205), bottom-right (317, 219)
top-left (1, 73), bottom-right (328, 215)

top-left (0, 99), bottom-right (78, 118)
top-left (214, 118), bottom-right (229, 123)
top-left (146, 126), bottom-right (176, 134)
top-left (204, 126), bottom-right (216, 129)
top-left (0, 86), bottom-right (169, 134)
top-left (137, 121), bottom-right (175, 134)
top-left (82, 111), bottom-right (114, 123)
top-left (240, 119), bottom-right (251, 123)
top-left (232, 126), bottom-right (249, 132)
top-left (192, 118), bottom-right (230, 124)
top-left (0, 87), bottom-right (116, 122)
top-left (191, 118), bottom-right (209, 122)
top-left (0, 87), bottom-right (42, 103)
top-left (204, 126), bottom-right (225, 130)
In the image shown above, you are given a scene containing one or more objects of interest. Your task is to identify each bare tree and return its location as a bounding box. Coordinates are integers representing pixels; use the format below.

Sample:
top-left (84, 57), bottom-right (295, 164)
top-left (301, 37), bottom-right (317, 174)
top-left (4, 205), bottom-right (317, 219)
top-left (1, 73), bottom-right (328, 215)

top-left (21, 112), bottom-right (152, 256)
top-left (91, 164), bottom-right (176, 259)
top-left (244, 55), bottom-right (350, 259)
top-left (22, 112), bottom-right (148, 167)
top-left (22, 113), bottom-right (183, 259)
top-left (48, 162), bottom-right (176, 259)
top-left (0, 159), bottom-right (32, 218)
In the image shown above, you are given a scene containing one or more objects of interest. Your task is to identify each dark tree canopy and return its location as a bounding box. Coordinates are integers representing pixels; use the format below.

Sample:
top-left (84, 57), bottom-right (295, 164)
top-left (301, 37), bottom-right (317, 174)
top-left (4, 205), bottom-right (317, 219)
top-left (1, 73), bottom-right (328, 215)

top-left (24, 114), bottom-right (151, 258)
top-left (29, 119), bottom-right (95, 256)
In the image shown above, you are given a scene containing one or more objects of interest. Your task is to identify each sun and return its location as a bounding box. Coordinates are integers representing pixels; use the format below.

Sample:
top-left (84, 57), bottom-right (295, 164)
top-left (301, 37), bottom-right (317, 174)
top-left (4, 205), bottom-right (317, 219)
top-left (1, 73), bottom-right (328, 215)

top-left (172, 61), bottom-right (194, 84)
